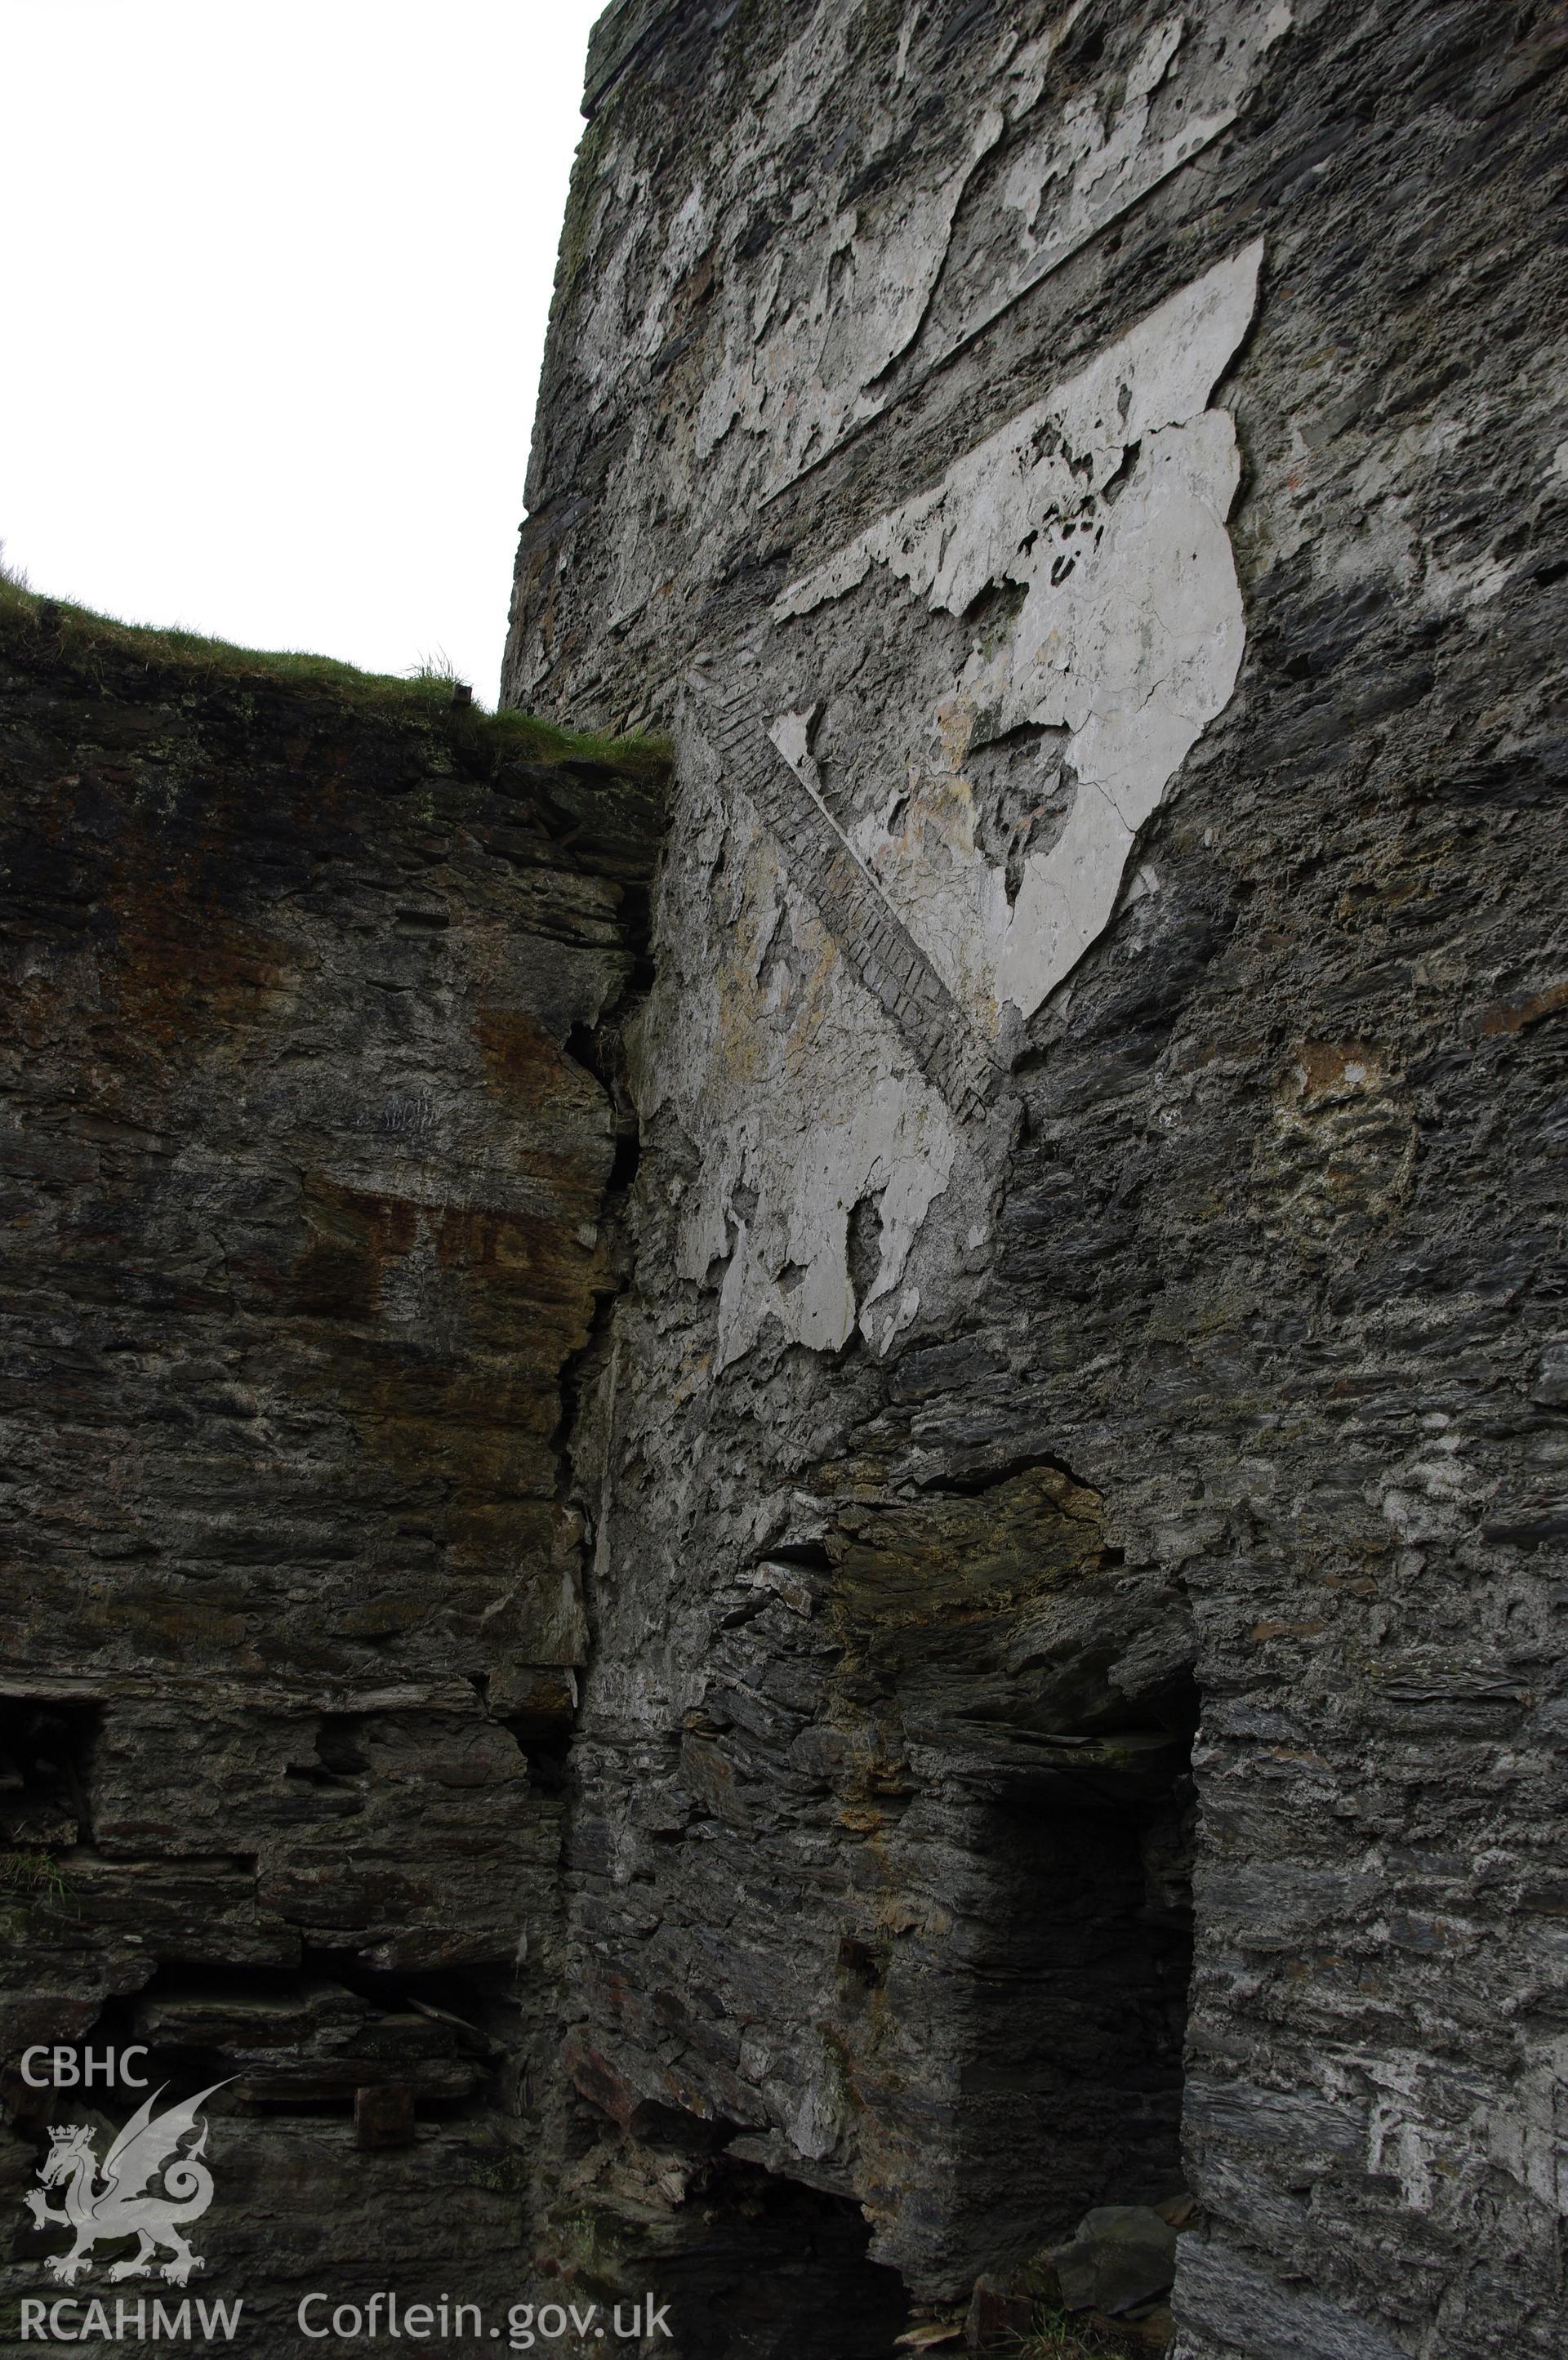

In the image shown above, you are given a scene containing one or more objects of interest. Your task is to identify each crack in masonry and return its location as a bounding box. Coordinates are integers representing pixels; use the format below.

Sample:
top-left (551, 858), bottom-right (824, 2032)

top-left (688, 661), bottom-right (1007, 1122)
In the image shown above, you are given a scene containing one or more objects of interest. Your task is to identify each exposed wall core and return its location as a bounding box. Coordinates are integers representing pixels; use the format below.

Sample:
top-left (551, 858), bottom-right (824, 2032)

top-left (0, 592), bottom-right (665, 2337)
top-left (510, 4), bottom-right (1568, 2357)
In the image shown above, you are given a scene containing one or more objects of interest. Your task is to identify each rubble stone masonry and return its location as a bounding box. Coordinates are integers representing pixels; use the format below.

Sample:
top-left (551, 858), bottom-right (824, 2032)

top-left (0, 597), bottom-right (664, 2344)
top-left (503, 3), bottom-right (1568, 2356)
top-left (2, 4), bottom-right (1566, 2358)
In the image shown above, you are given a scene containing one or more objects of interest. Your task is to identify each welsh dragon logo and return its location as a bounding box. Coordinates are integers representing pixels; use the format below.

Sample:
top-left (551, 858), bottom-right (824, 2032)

top-left (26, 2082), bottom-right (228, 2286)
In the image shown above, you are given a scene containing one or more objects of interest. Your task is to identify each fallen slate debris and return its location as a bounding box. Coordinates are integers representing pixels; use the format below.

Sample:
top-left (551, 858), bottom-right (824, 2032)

top-left (1049, 2205), bottom-right (1180, 2318)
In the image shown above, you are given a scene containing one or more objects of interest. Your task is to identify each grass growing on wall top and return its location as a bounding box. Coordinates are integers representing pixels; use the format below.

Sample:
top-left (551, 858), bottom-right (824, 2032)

top-left (0, 562), bottom-right (669, 782)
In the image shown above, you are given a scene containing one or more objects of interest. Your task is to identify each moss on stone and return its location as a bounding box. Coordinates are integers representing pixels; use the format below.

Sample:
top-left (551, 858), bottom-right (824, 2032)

top-left (0, 568), bottom-right (669, 784)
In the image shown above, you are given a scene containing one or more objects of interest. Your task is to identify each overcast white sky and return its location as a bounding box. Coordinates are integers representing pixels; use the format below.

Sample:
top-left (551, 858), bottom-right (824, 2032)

top-left (0, 0), bottom-right (605, 704)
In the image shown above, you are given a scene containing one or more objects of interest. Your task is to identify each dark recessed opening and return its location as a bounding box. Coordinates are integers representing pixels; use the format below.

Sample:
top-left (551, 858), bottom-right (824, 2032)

top-left (627, 2155), bottom-right (910, 2360)
top-left (923, 1708), bottom-right (1198, 2286)
top-left (0, 1696), bottom-right (101, 1849)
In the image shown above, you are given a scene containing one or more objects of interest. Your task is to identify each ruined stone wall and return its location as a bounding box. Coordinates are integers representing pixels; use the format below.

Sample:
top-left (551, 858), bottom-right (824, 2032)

top-left (0, 596), bottom-right (662, 2344)
top-left (507, 3), bottom-right (1568, 2355)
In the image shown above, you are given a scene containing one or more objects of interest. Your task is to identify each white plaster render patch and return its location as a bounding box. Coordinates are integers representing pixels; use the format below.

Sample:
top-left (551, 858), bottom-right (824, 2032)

top-left (776, 242), bottom-right (1263, 1029)
top-left (510, 3), bottom-right (1290, 698)
top-left (691, 1066), bottom-right (958, 1370)
top-left (767, 4), bottom-right (1290, 489)
top-left (1001, 17), bottom-right (1188, 269)
top-left (657, 781), bottom-right (960, 1371)
top-left (662, 2), bottom-right (1285, 499)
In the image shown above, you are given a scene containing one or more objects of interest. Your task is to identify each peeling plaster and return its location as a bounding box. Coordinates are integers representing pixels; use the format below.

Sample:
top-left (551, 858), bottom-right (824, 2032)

top-left (777, 243), bottom-right (1263, 1028)
top-left (646, 772), bottom-right (964, 1373)
top-left (507, 7), bottom-right (1568, 2340)
top-left (657, 247), bottom-right (1261, 1377)
top-left (691, 1066), bottom-right (959, 1368)
top-left (758, 7), bottom-right (1290, 493)
top-left (510, 2), bottom-right (1292, 707)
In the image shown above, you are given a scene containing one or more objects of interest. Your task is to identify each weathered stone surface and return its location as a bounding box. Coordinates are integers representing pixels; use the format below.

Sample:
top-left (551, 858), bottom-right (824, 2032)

top-left (0, 596), bottom-right (663, 2340)
top-left (502, 2), bottom-right (1568, 2354)
top-left (1049, 2204), bottom-right (1178, 2317)
top-left (3, 1), bottom-right (1566, 2353)
top-left (1170, 2238), bottom-right (1411, 2360)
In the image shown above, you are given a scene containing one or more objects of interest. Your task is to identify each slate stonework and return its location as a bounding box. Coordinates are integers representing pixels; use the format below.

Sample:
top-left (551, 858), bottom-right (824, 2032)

top-left (0, 600), bottom-right (663, 2348)
top-left (503, 4), bottom-right (1568, 2356)
top-left (2, 3), bottom-right (1566, 2356)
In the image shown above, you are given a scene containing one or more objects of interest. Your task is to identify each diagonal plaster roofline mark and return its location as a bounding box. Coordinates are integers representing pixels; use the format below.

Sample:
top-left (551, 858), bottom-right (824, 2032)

top-left (688, 666), bottom-right (1006, 1118)
top-left (693, 668), bottom-right (918, 950)
top-left (759, 106), bottom-right (1242, 512)
top-left (768, 714), bottom-right (921, 930)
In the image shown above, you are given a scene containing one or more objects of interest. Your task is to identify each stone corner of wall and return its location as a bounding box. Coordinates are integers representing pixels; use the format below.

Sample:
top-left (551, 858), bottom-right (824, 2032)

top-left (581, 0), bottom-right (710, 120)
